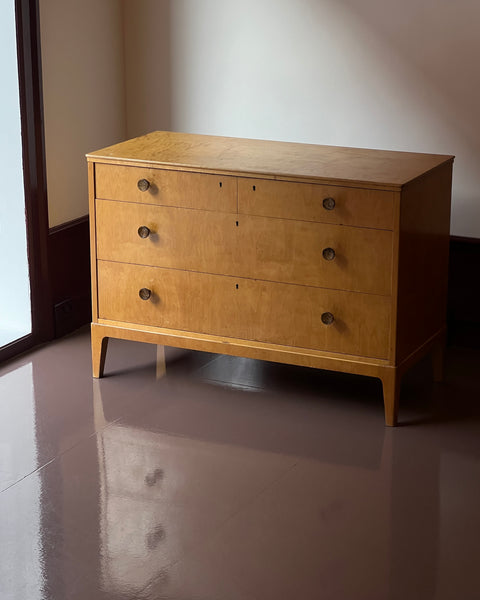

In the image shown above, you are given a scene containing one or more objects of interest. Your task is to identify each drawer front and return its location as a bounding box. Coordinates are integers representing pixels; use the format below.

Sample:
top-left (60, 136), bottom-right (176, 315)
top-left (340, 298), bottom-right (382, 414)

top-left (96, 199), bottom-right (239, 274)
top-left (97, 261), bottom-right (391, 359)
top-left (238, 178), bottom-right (395, 229)
top-left (95, 163), bottom-right (237, 212)
top-left (96, 201), bottom-right (393, 295)
top-left (236, 215), bottom-right (393, 295)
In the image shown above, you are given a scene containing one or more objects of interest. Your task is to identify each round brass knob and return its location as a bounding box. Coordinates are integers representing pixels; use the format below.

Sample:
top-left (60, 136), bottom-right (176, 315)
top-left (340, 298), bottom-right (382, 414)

top-left (323, 197), bottom-right (335, 210)
top-left (322, 247), bottom-right (336, 261)
top-left (138, 226), bottom-right (151, 239)
top-left (139, 288), bottom-right (152, 300)
top-left (137, 178), bottom-right (150, 192)
top-left (321, 312), bottom-right (334, 325)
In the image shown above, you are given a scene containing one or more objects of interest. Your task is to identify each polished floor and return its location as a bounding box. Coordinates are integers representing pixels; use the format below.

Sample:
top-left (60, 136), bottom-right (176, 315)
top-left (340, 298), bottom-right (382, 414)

top-left (0, 327), bottom-right (479, 600)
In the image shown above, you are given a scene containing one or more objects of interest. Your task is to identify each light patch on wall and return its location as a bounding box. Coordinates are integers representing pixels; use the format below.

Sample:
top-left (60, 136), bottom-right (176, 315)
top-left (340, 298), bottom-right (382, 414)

top-left (40, 0), bottom-right (127, 227)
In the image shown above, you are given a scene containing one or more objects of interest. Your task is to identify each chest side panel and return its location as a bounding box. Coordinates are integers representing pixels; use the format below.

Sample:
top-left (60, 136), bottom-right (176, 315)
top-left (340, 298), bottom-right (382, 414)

top-left (395, 162), bottom-right (453, 363)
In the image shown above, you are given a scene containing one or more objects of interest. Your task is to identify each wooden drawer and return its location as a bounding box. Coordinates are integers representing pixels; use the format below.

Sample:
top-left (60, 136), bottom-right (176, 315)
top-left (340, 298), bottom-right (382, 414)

top-left (238, 178), bottom-right (395, 229)
top-left (236, 214), bottom-right (393, 295)
top-left (97, 261), bottom-right (391, 359)
top-left (96, 199), bottom-right (238, 275)
top-left (95, 163), bottom-right (237, 213)
top-left (96, 200), bottom-right (393, 295)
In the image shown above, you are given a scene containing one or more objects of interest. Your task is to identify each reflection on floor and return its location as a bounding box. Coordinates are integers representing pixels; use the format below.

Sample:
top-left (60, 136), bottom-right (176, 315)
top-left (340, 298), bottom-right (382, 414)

top-left (0, 326), bottom-right (479, 600)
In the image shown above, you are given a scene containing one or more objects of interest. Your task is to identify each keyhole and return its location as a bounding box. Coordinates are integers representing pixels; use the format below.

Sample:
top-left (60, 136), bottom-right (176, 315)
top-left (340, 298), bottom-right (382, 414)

top-left (252, 185), bottom-right (256, 191)
top-left (236, 221), bottom-right (239, 227)
top-left (236, 284), bottom-right (239, 289)
top-left (219, 181), bottom-right (222, 188)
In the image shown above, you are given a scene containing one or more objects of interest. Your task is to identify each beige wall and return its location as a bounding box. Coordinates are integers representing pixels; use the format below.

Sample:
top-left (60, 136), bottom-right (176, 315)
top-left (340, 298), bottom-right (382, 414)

top-left (123, 0), bottom-right (480, 238)
top-left (42, 0), bottom-right (480, 237)
top-left (40, 0), bottom-right (126, 227)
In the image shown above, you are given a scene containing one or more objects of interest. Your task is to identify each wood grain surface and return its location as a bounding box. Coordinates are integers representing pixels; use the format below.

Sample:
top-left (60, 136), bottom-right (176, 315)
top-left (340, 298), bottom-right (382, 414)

top-left (95, 163), bottom-right (237, 212)
top-left (238, 177), bottom-right (395, 229)
top-left (87, 131), bottom-right (453, 190)
top-left (395, 162), bottom-right (452, 362)
top-left (96, 200), bottom-right (393, 295)
top-left (97, 260), bottom-right (391, 359)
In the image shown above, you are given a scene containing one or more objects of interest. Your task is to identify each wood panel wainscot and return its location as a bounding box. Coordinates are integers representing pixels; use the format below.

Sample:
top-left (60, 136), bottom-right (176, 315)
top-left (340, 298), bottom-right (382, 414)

top-left (87, 131), bottom-right (454, 426)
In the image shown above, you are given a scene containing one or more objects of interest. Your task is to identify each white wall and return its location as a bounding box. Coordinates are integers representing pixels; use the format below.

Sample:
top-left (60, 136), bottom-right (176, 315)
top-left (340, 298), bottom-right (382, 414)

top-left (40, 0), bottom-right (126, 227)
top-left (124, 0), bottom-right (480, 238)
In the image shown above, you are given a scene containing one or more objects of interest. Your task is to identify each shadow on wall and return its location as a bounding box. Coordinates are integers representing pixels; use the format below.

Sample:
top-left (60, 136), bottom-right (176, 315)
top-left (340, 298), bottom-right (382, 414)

top-left (123, 0), bottom-right (172, 138)
top-left (339, 0), bottom-right (480, 151)
top-left (338, 0), bottom-right (480, 237)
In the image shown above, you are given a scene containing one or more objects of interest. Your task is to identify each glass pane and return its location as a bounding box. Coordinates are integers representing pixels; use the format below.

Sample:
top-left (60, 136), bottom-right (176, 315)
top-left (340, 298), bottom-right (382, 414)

top-left (0, 0), bottom-right (32, 347)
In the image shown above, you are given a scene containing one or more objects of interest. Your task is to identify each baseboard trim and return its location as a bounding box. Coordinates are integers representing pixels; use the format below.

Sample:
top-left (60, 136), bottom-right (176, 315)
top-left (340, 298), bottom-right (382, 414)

top-left (49, 214), bottom-right (89, 235)
top-left (450, 235), bottom-right (480, 245)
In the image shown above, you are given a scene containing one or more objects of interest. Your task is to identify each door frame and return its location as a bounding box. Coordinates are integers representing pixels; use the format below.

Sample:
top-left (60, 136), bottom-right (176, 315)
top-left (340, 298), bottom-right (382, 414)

top-left (0, 0), bottom-right (53, 363)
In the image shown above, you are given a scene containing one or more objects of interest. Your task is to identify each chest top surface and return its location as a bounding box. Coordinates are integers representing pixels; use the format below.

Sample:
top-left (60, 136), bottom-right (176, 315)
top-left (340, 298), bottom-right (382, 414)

top-left (87, 131), bottom-right (453, 191)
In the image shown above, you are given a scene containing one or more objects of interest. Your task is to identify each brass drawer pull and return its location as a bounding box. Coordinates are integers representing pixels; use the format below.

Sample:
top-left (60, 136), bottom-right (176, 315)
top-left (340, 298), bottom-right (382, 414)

top-left (323, 197), bottom-right (335, 210)
top-left (139, 288), bottom-right (152, 300)
top-left (137, 178), bottom-right (151, 192)
top-left (138, 225), bottom-right (151, 239)
top-left (321, 312), bottom-right (334, 325)
top-left (322, 247), bottom-right (336, 261)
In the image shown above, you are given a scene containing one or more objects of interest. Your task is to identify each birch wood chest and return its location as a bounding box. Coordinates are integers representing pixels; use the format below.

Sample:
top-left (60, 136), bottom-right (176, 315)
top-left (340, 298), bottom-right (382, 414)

top-left (87, 131), bottom-right (453, 426)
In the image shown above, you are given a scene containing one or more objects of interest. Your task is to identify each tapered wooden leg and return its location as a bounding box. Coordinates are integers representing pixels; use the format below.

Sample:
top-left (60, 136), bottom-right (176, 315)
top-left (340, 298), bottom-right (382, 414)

top-left (431, 340), bottom-right (445, 383)
top-left (381, 369), bottom-right (401, 427)
top-left (156, 345), bottom-right (166, 379)
top-left (91, 325), bottom-right (109, 378)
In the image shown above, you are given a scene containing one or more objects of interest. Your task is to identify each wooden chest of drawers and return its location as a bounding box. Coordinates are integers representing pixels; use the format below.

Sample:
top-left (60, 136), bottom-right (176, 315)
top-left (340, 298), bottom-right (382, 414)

top-left (87, 131), bottom-right (453, 426)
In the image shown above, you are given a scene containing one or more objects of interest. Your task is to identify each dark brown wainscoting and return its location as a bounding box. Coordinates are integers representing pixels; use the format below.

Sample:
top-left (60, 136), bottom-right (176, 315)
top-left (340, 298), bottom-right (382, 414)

top-left (47, 221), bottom-right (480, 348)
top-left (48, 215), bottom-right (91, 338)
top-left (447, 236), bottom-right (480, 348)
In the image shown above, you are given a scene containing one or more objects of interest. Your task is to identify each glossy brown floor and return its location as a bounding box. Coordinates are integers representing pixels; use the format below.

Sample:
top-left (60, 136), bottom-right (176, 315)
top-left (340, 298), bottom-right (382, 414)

top-left (1, 327), bottom-right (479, 600)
